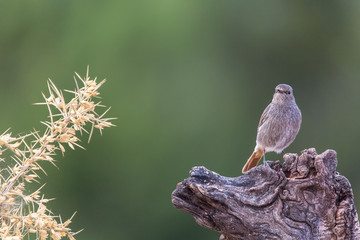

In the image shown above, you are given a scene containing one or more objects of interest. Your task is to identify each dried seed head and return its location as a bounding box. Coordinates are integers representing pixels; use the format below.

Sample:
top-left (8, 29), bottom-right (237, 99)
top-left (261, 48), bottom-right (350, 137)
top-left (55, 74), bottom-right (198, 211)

top-left (0, 68), bottom-right (114, 240)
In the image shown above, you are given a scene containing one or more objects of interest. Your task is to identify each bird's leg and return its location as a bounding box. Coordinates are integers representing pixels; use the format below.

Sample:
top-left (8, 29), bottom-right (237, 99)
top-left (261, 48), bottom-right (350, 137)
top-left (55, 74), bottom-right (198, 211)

top-left (263, 149), bottom-right (269, 167)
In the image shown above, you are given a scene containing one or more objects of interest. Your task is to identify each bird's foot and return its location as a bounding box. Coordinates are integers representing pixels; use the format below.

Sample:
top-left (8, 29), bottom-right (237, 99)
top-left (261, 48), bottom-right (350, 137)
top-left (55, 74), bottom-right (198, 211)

top-left (263, 160), bottom-right (270, 168)
top-left (262, 155), bottom-right (270, 168)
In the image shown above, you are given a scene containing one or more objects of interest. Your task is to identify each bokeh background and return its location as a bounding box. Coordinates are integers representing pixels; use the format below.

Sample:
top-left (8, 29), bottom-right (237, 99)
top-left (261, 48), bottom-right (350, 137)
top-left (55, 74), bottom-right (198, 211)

top-left (1, 1), bottom-right (360, 239)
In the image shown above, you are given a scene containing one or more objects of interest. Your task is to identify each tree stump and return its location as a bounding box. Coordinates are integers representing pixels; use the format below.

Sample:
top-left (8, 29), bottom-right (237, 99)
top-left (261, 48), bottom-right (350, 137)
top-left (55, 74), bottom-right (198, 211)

top-left (171, 148), bottom-right (360, 240)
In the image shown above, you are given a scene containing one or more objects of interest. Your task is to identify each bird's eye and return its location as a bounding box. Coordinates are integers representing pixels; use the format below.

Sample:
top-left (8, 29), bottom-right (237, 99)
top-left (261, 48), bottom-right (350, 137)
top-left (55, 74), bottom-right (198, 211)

top-left (286, 91), bottom-right (291, 95)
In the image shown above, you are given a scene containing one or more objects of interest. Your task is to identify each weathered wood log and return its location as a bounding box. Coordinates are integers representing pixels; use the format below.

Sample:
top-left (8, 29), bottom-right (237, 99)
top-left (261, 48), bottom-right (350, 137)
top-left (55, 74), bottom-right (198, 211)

top-left (172, 148), bottom-right (360, 240)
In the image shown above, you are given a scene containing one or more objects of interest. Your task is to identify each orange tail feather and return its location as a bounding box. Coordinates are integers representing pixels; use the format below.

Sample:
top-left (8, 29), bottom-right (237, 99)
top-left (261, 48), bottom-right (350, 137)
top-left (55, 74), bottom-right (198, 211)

top-left (242, 147), bottom-right (264, 173)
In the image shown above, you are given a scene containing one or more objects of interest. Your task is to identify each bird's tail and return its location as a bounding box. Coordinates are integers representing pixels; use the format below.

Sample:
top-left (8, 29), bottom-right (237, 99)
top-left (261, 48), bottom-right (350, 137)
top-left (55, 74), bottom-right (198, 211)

top-left (242, 146), bottom-right (264, 173)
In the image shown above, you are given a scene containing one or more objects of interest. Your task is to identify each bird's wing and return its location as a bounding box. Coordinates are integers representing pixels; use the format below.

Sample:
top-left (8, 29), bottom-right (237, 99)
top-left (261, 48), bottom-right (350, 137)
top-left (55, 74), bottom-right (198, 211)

top-left (258, 103), bottom-right (272, 128)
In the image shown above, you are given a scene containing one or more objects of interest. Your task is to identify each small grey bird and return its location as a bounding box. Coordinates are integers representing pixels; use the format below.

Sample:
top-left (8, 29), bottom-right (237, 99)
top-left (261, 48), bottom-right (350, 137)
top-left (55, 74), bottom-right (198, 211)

top-left (242, 84), bottom-right (302, 173)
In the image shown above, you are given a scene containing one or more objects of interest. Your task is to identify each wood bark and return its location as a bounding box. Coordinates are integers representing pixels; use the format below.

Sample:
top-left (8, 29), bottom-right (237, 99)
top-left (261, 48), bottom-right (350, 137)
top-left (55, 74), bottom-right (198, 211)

top-left (171, 148), bottom-right (360, 240)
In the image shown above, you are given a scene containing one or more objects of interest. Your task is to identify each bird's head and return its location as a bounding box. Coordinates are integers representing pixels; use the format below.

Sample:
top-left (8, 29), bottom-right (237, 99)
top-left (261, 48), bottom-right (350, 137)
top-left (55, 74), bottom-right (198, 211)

top-left (272, 84), bottom-right (295, 104)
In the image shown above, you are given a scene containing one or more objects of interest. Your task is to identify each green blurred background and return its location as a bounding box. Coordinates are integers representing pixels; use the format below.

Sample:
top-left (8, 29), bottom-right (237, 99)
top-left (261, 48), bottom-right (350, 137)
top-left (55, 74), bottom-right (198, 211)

top-left (1, 1), bottom-right (360, 239)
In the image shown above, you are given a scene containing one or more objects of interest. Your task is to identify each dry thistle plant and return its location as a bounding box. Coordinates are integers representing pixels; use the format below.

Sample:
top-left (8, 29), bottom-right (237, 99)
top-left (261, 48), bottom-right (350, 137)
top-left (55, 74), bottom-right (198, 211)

top-left (0, 68), bottom-right (115, 240)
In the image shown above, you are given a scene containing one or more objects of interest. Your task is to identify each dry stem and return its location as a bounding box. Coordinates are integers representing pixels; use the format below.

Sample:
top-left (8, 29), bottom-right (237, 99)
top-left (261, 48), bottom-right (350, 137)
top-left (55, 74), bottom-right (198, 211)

top-left (0, 67), bottom-right (115, 240)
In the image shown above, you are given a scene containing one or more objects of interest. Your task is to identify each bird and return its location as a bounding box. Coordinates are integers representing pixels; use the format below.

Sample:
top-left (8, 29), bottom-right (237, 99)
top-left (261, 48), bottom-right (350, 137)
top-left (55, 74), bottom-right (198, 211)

top-left (242, 84), bottom-right (302, 173)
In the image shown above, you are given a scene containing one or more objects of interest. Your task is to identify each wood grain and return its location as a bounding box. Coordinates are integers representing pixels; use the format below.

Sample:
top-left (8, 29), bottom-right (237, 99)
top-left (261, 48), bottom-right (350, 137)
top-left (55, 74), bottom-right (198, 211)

top-left (172, 149), bottom-right (360, 240)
